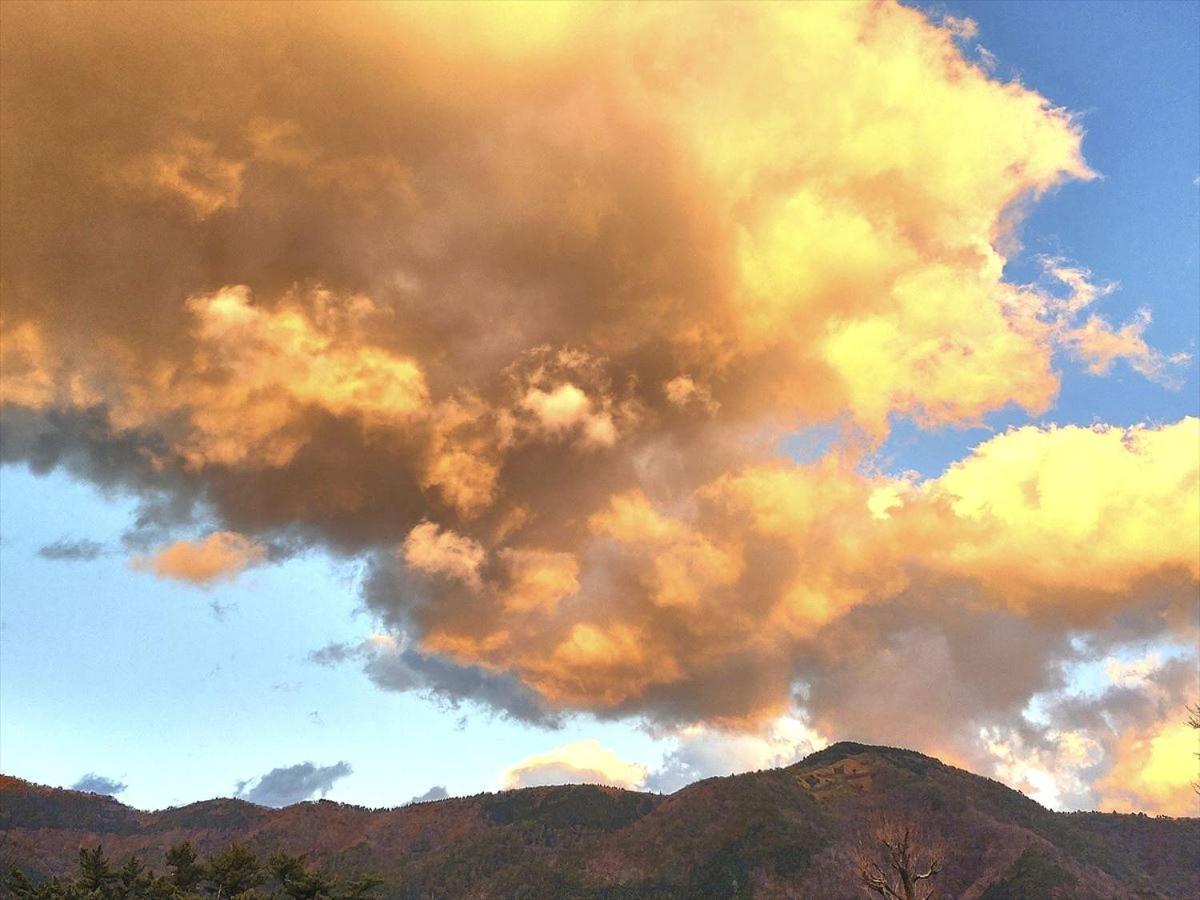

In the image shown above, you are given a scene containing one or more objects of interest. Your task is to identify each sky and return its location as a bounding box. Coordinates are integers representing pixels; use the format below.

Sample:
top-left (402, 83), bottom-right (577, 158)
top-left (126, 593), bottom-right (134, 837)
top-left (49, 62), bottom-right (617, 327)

top-left (0, 0), bottom-right (1197, 817)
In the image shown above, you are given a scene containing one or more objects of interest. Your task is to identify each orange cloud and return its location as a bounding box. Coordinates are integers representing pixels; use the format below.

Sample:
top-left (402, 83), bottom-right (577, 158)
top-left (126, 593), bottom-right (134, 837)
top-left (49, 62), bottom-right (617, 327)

top-left (2, 0), bottom-right (1123, 463)
top-left (1097, 722), bottom-right (1199, 817)
top-left (2, 0), bottom-right (1195, 811)
top-left (498, 548), bottom-right (580, 614)
top-left (920, 418), bottom-right (1200, 610)
top-left (124, 137), bottom-right (246, 220)
top-left (403, 522), bottom-right (486, 591)
top-left (410, 419), bottom-right (1197, 722)
top-left (133, 532), bottom-right (266, 585)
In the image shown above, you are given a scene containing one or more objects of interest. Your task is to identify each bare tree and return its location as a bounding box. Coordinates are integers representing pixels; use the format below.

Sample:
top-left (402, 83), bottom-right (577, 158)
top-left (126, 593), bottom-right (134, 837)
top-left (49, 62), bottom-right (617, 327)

top-left (1189, 703), bottom-right (1199, 795)
top-left (854, 819), bottom-right (943, 900)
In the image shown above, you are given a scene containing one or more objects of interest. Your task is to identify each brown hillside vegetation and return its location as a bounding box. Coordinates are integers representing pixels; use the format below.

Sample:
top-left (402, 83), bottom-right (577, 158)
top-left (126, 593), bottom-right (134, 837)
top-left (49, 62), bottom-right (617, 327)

top-left (2, 743), bottom-right (1196, 898)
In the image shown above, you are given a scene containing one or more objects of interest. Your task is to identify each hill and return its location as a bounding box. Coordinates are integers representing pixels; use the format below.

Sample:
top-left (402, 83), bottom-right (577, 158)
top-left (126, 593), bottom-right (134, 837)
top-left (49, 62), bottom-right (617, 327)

top-left (2, 742), bottom-right (1196, 898)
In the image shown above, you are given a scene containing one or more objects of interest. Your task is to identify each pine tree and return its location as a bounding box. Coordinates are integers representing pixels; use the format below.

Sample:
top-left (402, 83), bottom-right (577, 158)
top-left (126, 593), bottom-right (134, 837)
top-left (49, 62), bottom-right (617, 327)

top-left (79, 846), bottom-right (120, 898)
top-left (203, 844), bottom-right (262, 899)
top-left (165, 843), bottom-right (205, 893)
top-left (118, 857), bottom-right (154, 898)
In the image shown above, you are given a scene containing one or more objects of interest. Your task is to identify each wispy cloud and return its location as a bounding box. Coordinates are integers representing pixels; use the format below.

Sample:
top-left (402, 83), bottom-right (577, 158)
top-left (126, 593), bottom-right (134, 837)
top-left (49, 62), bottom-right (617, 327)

top-left (37, 538), bottom-right (107, 562)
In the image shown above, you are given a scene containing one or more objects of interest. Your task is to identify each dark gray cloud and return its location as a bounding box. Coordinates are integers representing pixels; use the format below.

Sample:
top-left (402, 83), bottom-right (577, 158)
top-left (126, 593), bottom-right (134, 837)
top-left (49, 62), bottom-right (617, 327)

top-left (309, 636), bottom-right (561, 728)
top-left (365, 644), bottom-right (562, 728)
top-left (235, 761), bottom-right (352, 808)
top-left (308, 641), bottom-right (360, 668)
top-left (38, 537), bottom-right (107, 561)
top-left (410, 785), bottom-right (449, 804)
top-left (72, 773), bottom-right (127, 796)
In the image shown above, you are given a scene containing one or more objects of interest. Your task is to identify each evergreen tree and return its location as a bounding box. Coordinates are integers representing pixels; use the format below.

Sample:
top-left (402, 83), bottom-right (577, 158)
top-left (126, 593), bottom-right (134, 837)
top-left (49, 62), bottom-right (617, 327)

top-left (118, 857), bottom-right (154, 898)
top-left (165, 843), bottom-right (205, 893)
top-left (4, 842), bottom-right (384, 899)
top-left (202, 844), bottom-right (262, 899)
top-left (79, 846), bottom-right (120, 898)
top-left (266, 852), bottom-right (336, 900)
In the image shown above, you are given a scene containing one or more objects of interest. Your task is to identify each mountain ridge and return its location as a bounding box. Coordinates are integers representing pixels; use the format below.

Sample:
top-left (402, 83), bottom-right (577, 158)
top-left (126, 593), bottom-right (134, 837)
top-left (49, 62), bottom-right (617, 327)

top-left (3, 742), bottom-right (1197, 898)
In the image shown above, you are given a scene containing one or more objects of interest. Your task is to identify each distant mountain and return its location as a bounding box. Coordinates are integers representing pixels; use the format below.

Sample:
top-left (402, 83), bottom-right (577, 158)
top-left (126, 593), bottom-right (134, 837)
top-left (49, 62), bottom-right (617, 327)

top-left (2, 742), bottom-right (1197, 898)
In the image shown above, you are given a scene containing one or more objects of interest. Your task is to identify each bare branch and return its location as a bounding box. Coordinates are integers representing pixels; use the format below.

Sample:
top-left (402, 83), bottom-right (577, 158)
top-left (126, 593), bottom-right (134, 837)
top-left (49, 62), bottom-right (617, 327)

top-left (853, 818), bottom-right (944, 900)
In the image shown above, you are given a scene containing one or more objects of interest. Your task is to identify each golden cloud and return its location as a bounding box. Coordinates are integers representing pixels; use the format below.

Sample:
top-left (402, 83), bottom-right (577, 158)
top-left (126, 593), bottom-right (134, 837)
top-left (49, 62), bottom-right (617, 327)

top-left (1, 0), bottom-right (1196, 809)
top-left (501, 739), bottom-right (648, 790)
top-left (1097, 721), bottom-right (1198, 817)
top-left (132, 531), bottom-right (266, 585)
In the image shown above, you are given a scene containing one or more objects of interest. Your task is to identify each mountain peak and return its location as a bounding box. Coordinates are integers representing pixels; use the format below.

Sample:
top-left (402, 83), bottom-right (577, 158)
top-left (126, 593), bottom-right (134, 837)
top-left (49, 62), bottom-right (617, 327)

top-left (792, 741), bottom-right (946, 778)
top-left (3, 748), bottom-right (1197, 898)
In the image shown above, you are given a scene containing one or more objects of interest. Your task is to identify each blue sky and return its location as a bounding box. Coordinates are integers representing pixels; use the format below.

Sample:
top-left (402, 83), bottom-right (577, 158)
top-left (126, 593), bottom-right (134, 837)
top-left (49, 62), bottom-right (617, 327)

top-left (0, 470), bottom-right (668, 809)
top-left (1, 1), bottom-right (1196, 812)
top-left (884, 0), bottom-right (1200, 475)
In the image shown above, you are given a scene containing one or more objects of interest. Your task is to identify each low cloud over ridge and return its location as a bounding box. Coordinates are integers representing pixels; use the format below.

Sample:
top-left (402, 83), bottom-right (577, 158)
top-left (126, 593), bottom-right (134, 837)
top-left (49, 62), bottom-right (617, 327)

top-left (235, 761), bottom-right (352, 808)
top-left (72, 774), bottom-right (127, 797)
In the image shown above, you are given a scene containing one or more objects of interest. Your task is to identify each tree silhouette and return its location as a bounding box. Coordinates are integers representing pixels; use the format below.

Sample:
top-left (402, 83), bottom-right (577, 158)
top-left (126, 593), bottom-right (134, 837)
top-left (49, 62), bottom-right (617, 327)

top-left (5, 842), bottom-right (383, 900)
top-left (854, 819), bottom-right (944, 900)
top-left (1189, 703), bottom-right (1200, 795)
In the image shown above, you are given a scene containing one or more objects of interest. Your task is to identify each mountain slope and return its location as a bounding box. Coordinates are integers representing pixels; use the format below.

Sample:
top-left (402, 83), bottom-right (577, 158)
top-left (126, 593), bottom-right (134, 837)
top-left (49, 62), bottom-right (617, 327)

top-left (2, 743), bottom-right (1196, 898)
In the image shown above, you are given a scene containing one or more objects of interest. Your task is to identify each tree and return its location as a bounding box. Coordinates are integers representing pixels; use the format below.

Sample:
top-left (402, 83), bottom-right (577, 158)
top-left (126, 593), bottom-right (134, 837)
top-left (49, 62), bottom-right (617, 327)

top-left (118, 857), bottom-right (154, 898)
top-left (166, 842), bottom-right (205, 893)
top-left (854, 819), bottom-right (943, 900)
top-left (203, 843), bottom-right (262, 899)
top-left (266, 852), bottom-right (335, 900)
top-left (3, 842), bottom-right (384, 899)
top-left (1189, 703), bottom-right (1200, 795)
top-left (4, 867), bottom-right (55, 900)
top-left (79, 845), bottom-right (120, 897)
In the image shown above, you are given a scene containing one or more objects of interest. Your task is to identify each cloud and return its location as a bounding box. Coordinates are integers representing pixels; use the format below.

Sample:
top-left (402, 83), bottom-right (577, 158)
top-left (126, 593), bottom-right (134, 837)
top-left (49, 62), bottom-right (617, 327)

top-left (647, 716), bottom-right (826, 793)
top-left (38, 537), bottom-right (106, 562)
top-left (235, 761), bottom-right (352, 808)
top-left (1038, 259), bottom-right (1190, 386)
top-left (1096, 719), bottom-right (1197, 816)
top-left (501, 740), bottom-right (648, 790)
top-left (410, 785), bottom-right (449, 804)
top-left (0, 0), bottom-right (1195, 812)
top-left (979, 650), bottom-right (1199, 815)
top-left (309, 633), bottom-right (560, 727)
top-left (502, 716), bottom-right (825, 795)
top-left (131, 531), bottom-right (266, 585)
top-left (939, 14), bottom-right (979, 39)
top-left (72, 774), bottom-right (127, 796)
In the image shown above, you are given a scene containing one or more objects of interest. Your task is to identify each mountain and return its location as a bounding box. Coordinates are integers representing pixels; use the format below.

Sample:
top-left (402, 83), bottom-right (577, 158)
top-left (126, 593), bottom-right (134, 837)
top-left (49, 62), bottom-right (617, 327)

top-left (2, 742), bottom-right (1196, 898)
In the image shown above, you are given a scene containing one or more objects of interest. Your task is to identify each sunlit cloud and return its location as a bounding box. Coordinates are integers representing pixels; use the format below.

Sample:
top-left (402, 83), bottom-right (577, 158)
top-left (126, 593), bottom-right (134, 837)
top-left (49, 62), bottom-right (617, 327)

top-left (0, 0), bottom-right (1195, 812)
top-left (501, 739), bottom-right (648, 790)
top-left (132, 531), bottom-right (266, 585)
